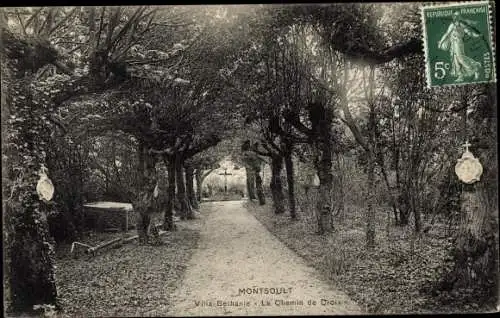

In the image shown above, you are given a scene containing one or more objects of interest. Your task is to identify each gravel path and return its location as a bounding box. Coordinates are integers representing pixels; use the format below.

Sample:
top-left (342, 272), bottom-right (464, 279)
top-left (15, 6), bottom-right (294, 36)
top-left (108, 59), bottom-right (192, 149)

top-left (167, 200), bottom-right (362, 316)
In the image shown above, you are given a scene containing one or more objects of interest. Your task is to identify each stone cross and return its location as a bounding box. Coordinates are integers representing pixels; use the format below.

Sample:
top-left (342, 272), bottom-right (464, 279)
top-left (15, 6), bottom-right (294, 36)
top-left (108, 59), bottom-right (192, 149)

top-left (462, 140), bottom-right (471, 152)
top-left (219, 168), bottom-right (233, 193)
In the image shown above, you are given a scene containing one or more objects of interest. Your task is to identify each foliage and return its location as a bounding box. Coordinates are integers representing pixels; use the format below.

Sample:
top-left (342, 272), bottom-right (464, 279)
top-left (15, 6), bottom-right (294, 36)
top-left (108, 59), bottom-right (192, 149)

top-left (44, 134), bottom-right (90, 242)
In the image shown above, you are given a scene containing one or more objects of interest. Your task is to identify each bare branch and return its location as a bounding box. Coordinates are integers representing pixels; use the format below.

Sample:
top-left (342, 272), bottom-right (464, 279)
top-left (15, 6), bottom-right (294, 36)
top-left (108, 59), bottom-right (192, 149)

top-left (15, 9), bottom-right (28, 36)
top-left (253, 142), bottom-right (273, 157)
top-left (51, 60), bottom-right (73, 75)
top-left (95, 7), bottom-right (106, 51)
top-left (149, 147), bottom-right (175, 156)
top-left (335, 37), bottom-right (422, 65)
top-left (338, 66), bottom-right (369, 152)
top-left (283, 111), bottom-right (313, 138)
top-left (152, 21), bottom-right (195, 28)
top-left (105, 7), bottom-right (122, 52)
top-left (202, 168), bottom-right (216, 179)
top-left (109, 6), bottom-right (147, 56)
top-left (184, 134), bottom-right (221, 159)
top-left (261, 140), bottom-right (282, 156)
top-left (25, 7), bottom-right (44, 29)
top-left (49, 7), bottom-right (79, 35)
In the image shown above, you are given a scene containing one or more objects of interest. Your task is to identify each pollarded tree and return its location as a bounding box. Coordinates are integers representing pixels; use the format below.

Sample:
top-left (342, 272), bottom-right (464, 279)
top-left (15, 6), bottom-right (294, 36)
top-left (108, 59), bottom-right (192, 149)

top-left (145, 6), bottom-right (257, 220)
top-left (248, 140), bottom-right (286, 215)
top-left (237, 12), bottom-right (363, 231)
top-left (256, 3), bottom-right (425, 213)
top-left (275, 3), bottom-right (412, 241)
top-left (263, 27), bottom-right (343, 233)
top-left (225, 24), bottom-right (320, 219)
top-left (241, 140), bottom-right (267, 205)
top-left (41, 5), bottom-right (226, 236)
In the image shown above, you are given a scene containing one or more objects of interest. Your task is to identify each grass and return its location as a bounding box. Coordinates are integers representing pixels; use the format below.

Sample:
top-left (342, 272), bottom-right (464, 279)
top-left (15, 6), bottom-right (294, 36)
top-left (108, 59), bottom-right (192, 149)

top-left (246, 196), bottom-right (494, 314)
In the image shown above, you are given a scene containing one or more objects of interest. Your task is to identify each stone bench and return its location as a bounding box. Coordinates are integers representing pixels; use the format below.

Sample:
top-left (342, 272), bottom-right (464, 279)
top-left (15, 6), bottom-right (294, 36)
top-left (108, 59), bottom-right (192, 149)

top-left (83, 201), bottom-right (136, 232)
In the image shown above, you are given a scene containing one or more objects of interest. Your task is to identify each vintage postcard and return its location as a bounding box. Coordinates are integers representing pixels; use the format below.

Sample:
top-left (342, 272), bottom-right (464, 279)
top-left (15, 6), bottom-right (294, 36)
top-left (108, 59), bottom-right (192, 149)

top-left (1, 2), bottom-right (498, 317)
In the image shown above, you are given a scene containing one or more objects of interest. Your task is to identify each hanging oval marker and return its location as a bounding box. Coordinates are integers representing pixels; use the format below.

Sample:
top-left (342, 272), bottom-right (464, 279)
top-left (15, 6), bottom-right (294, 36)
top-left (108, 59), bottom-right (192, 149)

top-left (455, 150), bottom-right (483, 184)
top-left (153, 183), bottom-right (159, 198)
top-left (36, 164), bottom-right (54, 201)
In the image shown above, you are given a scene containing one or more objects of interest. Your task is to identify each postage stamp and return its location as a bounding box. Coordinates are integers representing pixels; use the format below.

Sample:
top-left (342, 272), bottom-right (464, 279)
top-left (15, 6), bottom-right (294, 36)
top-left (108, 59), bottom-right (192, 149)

top-left (421, 1), bottom-right (496, 87)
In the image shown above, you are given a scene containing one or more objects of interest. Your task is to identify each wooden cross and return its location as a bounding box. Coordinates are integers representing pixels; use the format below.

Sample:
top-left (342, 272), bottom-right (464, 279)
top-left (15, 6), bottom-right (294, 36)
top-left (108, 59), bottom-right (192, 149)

top-left (219, 168), bottom-right (233, 193)
top-left (462, 140), bottom-right (471, 152)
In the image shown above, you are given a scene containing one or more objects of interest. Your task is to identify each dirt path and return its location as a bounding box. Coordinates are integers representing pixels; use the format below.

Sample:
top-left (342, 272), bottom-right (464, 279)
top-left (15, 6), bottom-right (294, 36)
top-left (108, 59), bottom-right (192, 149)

top-left (167, 200), bottom-right (362, 316)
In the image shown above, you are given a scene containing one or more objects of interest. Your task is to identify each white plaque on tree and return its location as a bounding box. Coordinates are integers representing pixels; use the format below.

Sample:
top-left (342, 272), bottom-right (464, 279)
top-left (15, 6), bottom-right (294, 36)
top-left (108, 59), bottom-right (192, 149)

top-left (36, 164), bottom-right (54, 201)
top-left (153, 183), bottom-right (159, 198)
top-left (455, 142), bottom-right (483, 184)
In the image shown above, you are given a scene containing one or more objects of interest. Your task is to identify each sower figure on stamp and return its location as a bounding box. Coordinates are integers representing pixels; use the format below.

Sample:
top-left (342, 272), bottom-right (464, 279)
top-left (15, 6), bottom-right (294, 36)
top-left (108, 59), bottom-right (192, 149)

top-left (438, 11), bottom-right (482, 82)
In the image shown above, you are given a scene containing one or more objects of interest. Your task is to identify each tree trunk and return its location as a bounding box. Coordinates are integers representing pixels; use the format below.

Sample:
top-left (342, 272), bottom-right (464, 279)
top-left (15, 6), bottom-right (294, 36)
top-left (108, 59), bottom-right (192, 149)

top-left (163, 157), bottom-right (176, 231)
top-left (185, 165), bottom-right (198, 209)
top-left (132, 181), bottom-right (153, 244)
top-left (7, 198), bottom-right (59, 312)
top-left (366, 151), bottom-right (376, 248)
top-left (136, 147), bottom-right (156, 242)
top-left (284, 151), bottom-right (297, 219)
top-left (175, 155), bottom-right (193, 220)
top-left (254, 167), bottom-right (266, 205)
top-left (441, 182), bottom-right (498, 299)
top-left (137, 139), bottom-right (145, 175)
top-left (439, 85), bottom-right (498, 305)
top-left (195, 169), bottom-right (202, 202)
top-left (413, 183), bottom-right (422, 233)
top-left (270, 156), bottom-right (285, 214)
top-left (365, 66), bottom-right (377, 248)
top-left (393, 206), bottom-right (399, 225)
top-left (246, 166), bottom-right (257, 200)
top-left (135, 159), bottom-right (156, 244)
top-left (314, 104), bottom-right (335, 234)
top-left (334, 154), bottom-right (345, 221)
top-left (144, 149), bottom-right (156, 172)
top-left (374, 153), bottom-right (400, 225)
top-left (316, 154), bottom-right (333, 234)
top-left (398, 191), bottom-right (410, 225)
top-left (137, 205), bottom-right (151, 244)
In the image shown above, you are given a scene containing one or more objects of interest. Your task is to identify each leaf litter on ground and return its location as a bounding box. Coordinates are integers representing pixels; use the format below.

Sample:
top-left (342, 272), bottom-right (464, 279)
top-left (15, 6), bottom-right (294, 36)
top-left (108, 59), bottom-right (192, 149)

top-left (54, 216), bottom-right (202, 317)
top-left (246, 201), bottom-right (490, 314)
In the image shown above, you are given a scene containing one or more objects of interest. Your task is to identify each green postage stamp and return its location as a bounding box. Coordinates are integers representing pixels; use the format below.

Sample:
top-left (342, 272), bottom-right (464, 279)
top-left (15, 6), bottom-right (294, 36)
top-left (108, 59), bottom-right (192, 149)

top-left (422, 1), bottom-right (496, 87)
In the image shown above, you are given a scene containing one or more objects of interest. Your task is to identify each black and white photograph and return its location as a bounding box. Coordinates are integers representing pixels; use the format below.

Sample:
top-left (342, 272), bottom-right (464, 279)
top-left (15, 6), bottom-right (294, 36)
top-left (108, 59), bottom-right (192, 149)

top-left (1, 2), bottom-right (498, 316)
